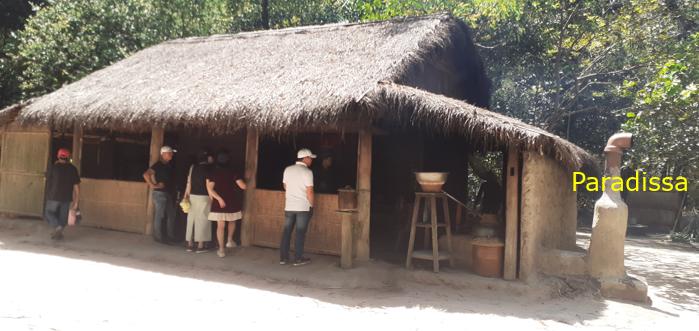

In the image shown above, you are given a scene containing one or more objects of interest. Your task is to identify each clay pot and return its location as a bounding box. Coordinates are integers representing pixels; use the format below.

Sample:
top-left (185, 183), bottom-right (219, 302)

top-left (471, 238), bottom-right (504, 278)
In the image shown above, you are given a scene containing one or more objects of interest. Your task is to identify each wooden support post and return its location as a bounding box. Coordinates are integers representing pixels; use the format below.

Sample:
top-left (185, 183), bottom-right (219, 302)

top-left (455, 204), bottom-right (463, 227)
top-left (145, 127), bottom-right (164, 235)
top-left (442, 196), bottom-right (454, 267)
top-left (241, 128), bottom-right (259, 247)
top-left (504, 146), bottom-right (520, 280)
top-left (71, 125), bottom-right (83, 174)
top-left (405, 195), bottom-right (420, 269)
top-left (339, 211), bottom-right (355, 269)
top-left (430, 196), bottom-right (439, 272)
top-left (355, 129), bottom-right (372, 261)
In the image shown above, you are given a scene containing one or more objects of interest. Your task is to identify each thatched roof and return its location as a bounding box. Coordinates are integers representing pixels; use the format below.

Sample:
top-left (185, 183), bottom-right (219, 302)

top-left (365, 82), bottom-right (595, 170)
top-left (1, 13), bottom-right (594, 169)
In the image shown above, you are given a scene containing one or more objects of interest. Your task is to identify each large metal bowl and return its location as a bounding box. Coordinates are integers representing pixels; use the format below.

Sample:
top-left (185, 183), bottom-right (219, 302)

top-left (414, 172), bottom-right (449, 192)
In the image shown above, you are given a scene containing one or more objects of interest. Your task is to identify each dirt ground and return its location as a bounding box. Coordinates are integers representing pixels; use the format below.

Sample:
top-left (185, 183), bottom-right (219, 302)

top-left (1, 219), bottom-right (697, 330)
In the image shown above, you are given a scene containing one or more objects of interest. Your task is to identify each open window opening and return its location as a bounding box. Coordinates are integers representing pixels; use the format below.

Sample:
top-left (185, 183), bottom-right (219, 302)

top-left (256, 133), bottom-right (357, 192)
top-left (78, 130), bottom-right (150, 181)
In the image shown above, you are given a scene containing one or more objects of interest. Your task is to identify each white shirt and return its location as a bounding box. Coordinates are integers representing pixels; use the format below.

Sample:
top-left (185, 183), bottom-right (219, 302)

top-left (282, 162), bottom-right (314, 211)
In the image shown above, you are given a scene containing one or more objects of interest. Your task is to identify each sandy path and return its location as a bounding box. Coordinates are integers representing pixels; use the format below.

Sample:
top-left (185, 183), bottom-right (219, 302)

top-left (1, 223), bottom-right (697, 330)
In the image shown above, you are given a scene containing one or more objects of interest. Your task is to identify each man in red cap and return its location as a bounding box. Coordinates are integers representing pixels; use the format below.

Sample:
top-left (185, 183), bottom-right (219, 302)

top-left (44, 148), bottom-right (80, 240)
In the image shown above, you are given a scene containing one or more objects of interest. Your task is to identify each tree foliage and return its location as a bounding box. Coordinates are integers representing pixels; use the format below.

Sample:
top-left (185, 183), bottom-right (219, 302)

top-left (12, 0), bottom-right (232, 99)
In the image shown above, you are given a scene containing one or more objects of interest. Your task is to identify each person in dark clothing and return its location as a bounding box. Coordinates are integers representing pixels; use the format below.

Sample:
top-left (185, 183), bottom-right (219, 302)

top-left (183, 150), bottom-right (213, 253)
top-left (45, 148), bottom-right (80, 240)
top-left (475, 173), bottom-right (503, 214)
top-left (143, 146), bottom-right (177, 244)
top-left (206, 151), bottom-right (247, 258)
top-left (314, 154), bottom-right (336, 194)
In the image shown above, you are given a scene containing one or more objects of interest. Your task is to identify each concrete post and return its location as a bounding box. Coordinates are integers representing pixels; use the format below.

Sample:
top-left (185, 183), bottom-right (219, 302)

top-left (587, 166), bottom-right (627, 279)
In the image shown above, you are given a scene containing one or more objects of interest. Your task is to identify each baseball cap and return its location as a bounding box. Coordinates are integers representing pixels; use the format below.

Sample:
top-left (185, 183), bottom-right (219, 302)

top-left (297, 148), bottom-right (317, 159)
top-left (57, 148), bottom-right (71, 159)
top-left (160, 146), bottom-right (177, 154)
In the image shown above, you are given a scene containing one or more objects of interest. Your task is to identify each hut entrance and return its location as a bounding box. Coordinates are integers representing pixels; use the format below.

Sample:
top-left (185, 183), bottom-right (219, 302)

top-left (370, 132), bottom-right (470, 263)
top-left (163, 128), bottom-right (247, 243)
top-left (370, 131), bottom-right (513, 277)
top-left (252, 133), bottom-right (357, 255)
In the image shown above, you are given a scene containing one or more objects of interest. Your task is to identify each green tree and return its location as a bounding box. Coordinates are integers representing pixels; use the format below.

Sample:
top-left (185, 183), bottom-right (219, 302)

top-left (622, 33), bottom-right (699, 205)
top-left (13, 0), bottom-right (232, 99)
top-left (0, 0), bottom-right (47, 108)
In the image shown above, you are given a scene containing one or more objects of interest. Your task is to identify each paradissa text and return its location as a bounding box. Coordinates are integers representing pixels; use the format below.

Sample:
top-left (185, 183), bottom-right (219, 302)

top-left (572, 172), bottom-right (688, 192)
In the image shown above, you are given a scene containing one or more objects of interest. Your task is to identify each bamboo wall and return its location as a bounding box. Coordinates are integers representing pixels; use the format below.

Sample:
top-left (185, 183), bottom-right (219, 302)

top-left (79, 178), bottom-right (150, 233)
top-left (0, 124), bottom-right (50, 216)
top-left (251, 189), bottom-right (342, 255)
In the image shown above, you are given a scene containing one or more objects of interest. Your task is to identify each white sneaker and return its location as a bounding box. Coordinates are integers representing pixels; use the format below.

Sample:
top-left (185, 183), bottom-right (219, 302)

top-left (225, 241), bottom-right (237, 248)
top-left (217, 250), bottom-right (226, 258)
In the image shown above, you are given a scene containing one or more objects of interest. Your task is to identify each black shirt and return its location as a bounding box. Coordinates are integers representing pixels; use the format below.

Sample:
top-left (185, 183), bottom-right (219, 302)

top-left (189, 163), bottom-right (211, 196)
top-left (46, 162), bottom-right (80, 202)
top-left (315, 167), bottom-right (336, 194)
top-left (150, 161), bottom-right (175, 194)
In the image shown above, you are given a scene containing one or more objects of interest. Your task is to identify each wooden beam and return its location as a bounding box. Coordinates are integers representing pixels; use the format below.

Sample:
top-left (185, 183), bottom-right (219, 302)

top-left (71, 125), bottom-right (83, 174)
top-left (355, 129), bottom-right (372, 261)
top-left (145, 127), bottom-right (164, 235)
top-left (504, 146), bottom-right (520, 280)
top-left (241, 128), bottom-right (259, 247)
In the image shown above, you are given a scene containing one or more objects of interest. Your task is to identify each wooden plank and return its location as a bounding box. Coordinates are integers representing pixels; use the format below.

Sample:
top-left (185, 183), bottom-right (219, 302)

top-left (405, 195), bottom-right (420, 269)
top-left (0, 130), bottom-right (51, 173)
top-left (242, 128), bottom-right (259, 246)
top-left (455, 204), bottom-right (463, 226)
top-left (504, 146), bottom-right (520, 280)
top-left (72, 125), bottom-right (83, 174)
top-left (412, 250), bottom-right (451, 260)
top-left (430, 196), bottom-right (439, 272)
top-left (442, 196), bottom-right (454, 267)
top-left (145, 127), bottom-right (164, 235)
top-left (355, 129), bottom-right (372, 261)
top-left (0, 173), bottom-right (46, 216)
top-left (0, 127), bottom-right (50, 216)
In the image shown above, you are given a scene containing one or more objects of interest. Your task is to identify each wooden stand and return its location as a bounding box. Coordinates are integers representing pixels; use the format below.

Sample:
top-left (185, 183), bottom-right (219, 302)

top-left (406, 192), bottom-right (454, 272)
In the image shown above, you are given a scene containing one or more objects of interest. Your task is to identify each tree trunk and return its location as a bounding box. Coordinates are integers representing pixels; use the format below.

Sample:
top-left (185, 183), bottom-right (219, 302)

top-left (261, 0), bottom-right (269, 29)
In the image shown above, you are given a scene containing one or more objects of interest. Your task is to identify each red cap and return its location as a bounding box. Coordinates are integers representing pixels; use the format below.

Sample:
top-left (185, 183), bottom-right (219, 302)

top-left (57, 148), bottom-right (71, 159)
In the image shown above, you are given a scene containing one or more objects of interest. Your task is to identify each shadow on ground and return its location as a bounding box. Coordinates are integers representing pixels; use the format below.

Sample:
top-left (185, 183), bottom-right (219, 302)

top-left (9, 218), bottom-right (688, 324)
top-left (577, 232), bottom-right (699, 313)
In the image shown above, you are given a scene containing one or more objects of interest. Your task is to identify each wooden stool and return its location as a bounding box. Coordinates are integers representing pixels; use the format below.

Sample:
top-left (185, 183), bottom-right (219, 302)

top-left (406, 192), bottom-right (454, 272)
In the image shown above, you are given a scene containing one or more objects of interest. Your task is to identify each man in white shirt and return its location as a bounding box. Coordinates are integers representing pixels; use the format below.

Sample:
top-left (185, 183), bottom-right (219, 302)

top-left (280, 148), bottom-right (316, 266)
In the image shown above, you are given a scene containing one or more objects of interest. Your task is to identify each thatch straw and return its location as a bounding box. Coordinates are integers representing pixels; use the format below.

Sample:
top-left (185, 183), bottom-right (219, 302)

top-left (0, 13), bottom-right (593, 169)
top-left (362, 82), bottom-right (596, 170)
top-left (11, 15), bottom-right (458, 131)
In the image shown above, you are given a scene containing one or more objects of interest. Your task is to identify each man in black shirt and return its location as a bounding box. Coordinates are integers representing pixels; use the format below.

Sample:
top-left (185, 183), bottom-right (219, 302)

top-left (45, 148), bottom-right (80, 240)
top-left (143, 145), bottom-right (177, 244)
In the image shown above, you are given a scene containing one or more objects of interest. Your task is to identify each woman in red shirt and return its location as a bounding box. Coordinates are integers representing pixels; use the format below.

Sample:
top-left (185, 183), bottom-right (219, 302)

top-left (206, 151), bottom-right (247, 258)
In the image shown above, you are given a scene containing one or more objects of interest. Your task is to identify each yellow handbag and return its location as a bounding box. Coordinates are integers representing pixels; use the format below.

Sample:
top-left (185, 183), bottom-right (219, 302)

top-left (180, 165), bottom-right (193, 213)
top-left (180, 198), bottom-right (191, 213)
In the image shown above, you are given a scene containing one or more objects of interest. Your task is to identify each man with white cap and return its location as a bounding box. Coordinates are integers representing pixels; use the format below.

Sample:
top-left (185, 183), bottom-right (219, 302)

top-left (280, 148), bottom-right (316, 266)
top-left (143, 145), bottom-right (177, 244)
